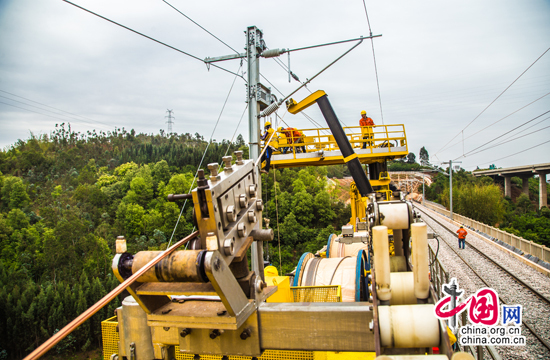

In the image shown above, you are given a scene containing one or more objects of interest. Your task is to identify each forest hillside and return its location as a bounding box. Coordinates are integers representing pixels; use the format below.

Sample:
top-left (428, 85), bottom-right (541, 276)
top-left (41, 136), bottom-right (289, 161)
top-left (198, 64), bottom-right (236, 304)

top-left (0, 125), bottom-right (350, 359)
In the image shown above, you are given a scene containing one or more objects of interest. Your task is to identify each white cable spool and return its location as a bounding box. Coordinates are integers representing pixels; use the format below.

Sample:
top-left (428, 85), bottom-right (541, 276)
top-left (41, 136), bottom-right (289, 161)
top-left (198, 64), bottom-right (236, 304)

top-left (378, 304), bottom-right (440, 348)
top-left (327, 233), bottom-right (369, 258)
top-left (295, 252), bottom-right (367, 302)
top-left (378, 202), bottom-right (410, 230)
top-left (389, 272), bottom-right (416, 305)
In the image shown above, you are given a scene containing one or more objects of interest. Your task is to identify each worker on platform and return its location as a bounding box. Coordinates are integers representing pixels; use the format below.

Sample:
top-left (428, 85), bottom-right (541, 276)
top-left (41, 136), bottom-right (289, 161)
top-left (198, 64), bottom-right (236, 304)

top-left (278, 127), bottom-right (289, 154)
top-left (260, 121), bottom-right (278, 174)
top-left (284, 127), bottom-right (306, 153)
top-left (359, 110), bottom-right (374, 149)
top-left (457, 225), bottom-right (467, 249)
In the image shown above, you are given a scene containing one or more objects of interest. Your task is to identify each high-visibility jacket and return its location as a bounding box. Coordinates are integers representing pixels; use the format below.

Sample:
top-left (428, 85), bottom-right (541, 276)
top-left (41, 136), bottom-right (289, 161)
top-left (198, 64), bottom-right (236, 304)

top-left (457, 228), bottom-right (468, 239)
top-left (360, 117), bottom-right (374, 126)
top-left (360, 117), bottom-right (374, 136)
top-left (284, 127), bottom-right (303, 143)
top-left (262, 127), bottom-right (278, 148)
top-left (278, 132), bottom-right (288, 146)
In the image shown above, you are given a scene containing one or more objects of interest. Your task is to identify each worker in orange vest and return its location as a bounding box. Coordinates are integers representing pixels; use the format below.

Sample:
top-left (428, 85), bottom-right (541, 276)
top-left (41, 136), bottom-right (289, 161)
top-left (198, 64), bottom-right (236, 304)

top-left (457, 225), bottom-right (467, 249)
top-left (359, 110), bottom-right (374, 149)
top-left (283, 127), bottom-right (306, 153)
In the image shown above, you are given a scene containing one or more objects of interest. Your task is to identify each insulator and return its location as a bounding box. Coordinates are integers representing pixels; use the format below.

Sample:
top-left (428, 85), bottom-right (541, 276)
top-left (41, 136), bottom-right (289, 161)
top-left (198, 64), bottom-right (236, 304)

top-left (261, 48), bottom-right (286, 58)
top-left (259, 102), bottom-right (279, 117)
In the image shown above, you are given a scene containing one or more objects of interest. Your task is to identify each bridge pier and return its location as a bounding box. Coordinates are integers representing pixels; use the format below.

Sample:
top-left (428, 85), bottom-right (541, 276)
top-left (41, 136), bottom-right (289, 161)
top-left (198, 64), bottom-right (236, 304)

top-left (537, 171), bottom-right (548, 209)
top-left (522, 177), bottom-right (530, 196)
top-left (504, 175), bottom-right (512, 198)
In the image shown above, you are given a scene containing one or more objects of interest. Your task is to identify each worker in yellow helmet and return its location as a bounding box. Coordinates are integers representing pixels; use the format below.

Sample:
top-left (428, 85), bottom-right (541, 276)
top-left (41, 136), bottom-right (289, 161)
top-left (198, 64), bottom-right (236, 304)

top-left (260, 121), bottom-right (278, 174)
top-left (359, 110), bottom-right (374, 149)
top-left (277, 126), bottom-right (289, 154)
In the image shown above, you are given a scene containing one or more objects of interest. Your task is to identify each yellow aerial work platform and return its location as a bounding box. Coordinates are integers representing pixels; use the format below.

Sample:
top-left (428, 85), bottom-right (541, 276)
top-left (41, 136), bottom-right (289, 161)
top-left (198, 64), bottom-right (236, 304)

top-left (265, 124), bottom-right (407, 169)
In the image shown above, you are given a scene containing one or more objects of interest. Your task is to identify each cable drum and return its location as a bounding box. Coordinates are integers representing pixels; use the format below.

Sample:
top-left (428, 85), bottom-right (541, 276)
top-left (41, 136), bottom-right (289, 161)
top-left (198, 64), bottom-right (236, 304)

top-left (326, 233), bottom-right (369, 258)
top-left (294, 250), bottom-right (368, 302)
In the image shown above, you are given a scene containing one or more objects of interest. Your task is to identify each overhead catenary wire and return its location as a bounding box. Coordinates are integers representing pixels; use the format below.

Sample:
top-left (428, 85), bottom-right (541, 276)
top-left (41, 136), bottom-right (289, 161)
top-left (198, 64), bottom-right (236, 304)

top-left (496, 115), bottom-right (550, 144)
top-left (472, 139), bottom-right (550, 169)
top-left (459, 122), bottom-right (550, 158)
top-left (62, 0), bottom-right (245, 80)
top-left (361, 0), bottom-right (385, 125)
top-left (160, 0), bottom-right (241, 56)
top-left (453, 110), bottom-right (550, 161)
top-left (435, 46), bottom-right (550, 157)
top-left (438, 91), bottom-right (550, 154)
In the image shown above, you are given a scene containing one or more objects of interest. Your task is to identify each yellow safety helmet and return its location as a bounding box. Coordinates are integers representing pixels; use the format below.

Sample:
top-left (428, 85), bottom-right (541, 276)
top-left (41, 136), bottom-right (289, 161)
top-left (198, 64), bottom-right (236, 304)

top-left (265, 121), bottom-right (271, 127)
top-left (460, 225), bottom-right (464, 228)
top-left (277, 126), bottom-right (283, 132)
top-left (361, 110), bottom-right (367, 115)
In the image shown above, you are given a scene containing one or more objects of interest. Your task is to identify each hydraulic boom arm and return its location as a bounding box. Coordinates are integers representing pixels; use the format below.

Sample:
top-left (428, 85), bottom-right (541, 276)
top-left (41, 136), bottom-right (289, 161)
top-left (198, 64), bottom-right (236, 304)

top-left (286, 90), bottom-right (374, 195)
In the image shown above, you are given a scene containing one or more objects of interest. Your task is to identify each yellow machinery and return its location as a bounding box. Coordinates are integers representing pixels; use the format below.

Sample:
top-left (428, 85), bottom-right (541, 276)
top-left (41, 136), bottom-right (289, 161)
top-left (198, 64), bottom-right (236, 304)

top-left (104, 91), bottom-right (459, 360)
top-left (24, 25), bottom-right (472, 360)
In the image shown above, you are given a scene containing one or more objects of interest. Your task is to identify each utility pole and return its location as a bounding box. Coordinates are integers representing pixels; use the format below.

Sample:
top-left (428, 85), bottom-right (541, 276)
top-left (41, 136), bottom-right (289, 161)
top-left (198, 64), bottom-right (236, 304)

top-left (442, 160), bottom-right (461, 220)
top-left (204, 26), bottom-right (275, 279)
top-left (165, 109), bottom-right (175, 134)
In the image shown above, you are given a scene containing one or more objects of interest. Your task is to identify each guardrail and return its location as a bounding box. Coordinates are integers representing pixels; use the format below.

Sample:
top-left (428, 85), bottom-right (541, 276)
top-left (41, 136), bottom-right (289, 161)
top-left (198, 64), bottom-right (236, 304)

top-left (422, 202), bottom-right (550, 267)
top-left (429, 234), bottom-right (501, 359)
top-left (267, 124), bottom-right (407, 155)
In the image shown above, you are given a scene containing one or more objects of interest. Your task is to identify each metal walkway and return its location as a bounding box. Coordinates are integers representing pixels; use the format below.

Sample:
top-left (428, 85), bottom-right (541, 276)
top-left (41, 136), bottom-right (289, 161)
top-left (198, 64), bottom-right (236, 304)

top-left (266, 124), bottom-right (408, 168)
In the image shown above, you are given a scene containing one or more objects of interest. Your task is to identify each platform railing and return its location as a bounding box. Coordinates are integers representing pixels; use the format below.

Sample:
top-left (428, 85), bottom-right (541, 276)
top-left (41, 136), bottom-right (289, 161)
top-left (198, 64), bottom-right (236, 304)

top-left (269, 124), bottom-right (407, 156)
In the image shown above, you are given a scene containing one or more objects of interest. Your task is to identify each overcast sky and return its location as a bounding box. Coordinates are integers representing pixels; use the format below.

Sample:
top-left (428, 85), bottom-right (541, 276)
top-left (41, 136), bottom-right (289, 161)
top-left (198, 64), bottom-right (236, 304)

top-left (0, 0), bottom-right (549, 171)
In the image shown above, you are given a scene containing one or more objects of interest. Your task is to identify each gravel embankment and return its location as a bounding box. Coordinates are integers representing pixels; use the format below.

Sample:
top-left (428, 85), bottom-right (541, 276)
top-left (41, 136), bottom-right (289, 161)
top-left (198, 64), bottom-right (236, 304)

top-left (417, 205), bottom-right (550, 360)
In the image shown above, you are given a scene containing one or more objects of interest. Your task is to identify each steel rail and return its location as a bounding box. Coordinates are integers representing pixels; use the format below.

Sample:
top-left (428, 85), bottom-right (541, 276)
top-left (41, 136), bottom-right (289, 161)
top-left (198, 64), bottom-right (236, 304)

top-left (23, 231), bottom-right (199, 360)
top-left (417, 206), bottom-right (550, 352)
top-left (417, 206), bottom-right (550, 305)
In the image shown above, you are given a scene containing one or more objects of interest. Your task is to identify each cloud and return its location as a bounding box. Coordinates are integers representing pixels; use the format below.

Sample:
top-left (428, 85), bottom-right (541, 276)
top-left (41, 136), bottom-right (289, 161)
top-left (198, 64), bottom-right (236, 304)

top-left (0, 0), bottom-right (549, 170)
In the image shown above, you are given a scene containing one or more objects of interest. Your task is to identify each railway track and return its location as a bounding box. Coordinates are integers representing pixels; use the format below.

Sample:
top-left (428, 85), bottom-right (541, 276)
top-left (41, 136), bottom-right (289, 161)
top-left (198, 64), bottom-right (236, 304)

top-left (416, 204), bottom-right (550, 360)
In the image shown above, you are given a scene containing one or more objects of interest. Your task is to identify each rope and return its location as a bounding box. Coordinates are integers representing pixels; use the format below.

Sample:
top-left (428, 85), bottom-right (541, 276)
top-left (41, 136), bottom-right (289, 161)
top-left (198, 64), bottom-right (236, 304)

top-left (224, 103), bottom-right (249, 156)
top-left (166, 63), bottom-right (243, 249)
top-left (274, 167), bottom-right (282, 275)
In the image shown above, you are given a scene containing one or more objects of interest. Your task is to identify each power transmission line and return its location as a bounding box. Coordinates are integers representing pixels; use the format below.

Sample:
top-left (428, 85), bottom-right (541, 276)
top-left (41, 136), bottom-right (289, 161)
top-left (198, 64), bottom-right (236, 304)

top-left (0, 100), bottom-right (110, 128)
top-left (0, 91), bottom-right (113, 127)
top-left (435, 46), bottom-right (550, 156)
top-left (165, 109), bottom-right (175, 133)
top-left (63, 0), bottom-right (245, 80)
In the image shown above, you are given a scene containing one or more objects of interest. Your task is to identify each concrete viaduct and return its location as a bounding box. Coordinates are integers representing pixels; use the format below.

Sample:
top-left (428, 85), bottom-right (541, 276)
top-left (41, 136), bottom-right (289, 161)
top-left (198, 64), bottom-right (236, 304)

top-left (473, 162), bottom-right (550, 208)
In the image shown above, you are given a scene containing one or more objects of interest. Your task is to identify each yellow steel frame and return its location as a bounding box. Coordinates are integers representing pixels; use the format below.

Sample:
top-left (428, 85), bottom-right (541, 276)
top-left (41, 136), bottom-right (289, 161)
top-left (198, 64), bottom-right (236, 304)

top-left (264, 124), bottom-right (407, 169)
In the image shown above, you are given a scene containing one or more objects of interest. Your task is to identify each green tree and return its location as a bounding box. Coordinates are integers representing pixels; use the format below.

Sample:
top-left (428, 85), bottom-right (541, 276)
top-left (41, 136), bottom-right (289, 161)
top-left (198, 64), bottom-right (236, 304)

top-left (1, 177), bottom-right (30, 210)
top-left (406, 152), bottom-right (416, 164)
top-left (117, 202), bottom-right (145, 238)
top-left (419, 146), bottom-right (429, 165)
